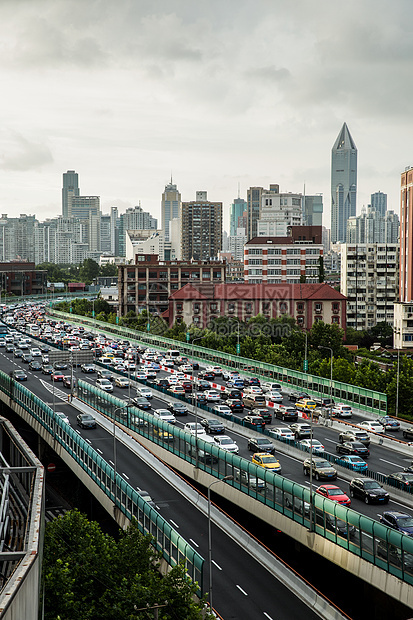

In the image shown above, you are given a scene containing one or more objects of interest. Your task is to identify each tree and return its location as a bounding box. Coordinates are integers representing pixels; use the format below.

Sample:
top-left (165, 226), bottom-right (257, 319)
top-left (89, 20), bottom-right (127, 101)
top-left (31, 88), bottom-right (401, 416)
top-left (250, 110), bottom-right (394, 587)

top-left (43, 510), bottom-right (211, 620)
top-left (318, 255), bottom-right (325, 283)
top-left (79, 259), bottom-right (100, 285)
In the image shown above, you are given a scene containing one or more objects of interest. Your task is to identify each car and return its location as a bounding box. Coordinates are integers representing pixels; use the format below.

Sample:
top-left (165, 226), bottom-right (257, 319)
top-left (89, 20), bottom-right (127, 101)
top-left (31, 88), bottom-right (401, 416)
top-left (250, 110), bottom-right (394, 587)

top-left (387, 471), bottom-right (413, 489)
top-left (266, 391), bottom-right (283, 403)
top-left (133, 371), bottom-right (148, 381)
top-left (377, 416), bottom-right (400, 431)
top-left (29, 360), bottom-right (42, 371)
top-left (296, 399), bottom-right (317, 411)
top-left (115, 377), bottom-right (130, 388)
top-left (55, 411), bottom-right (70, 425)
top-left (169, 385), bottom-right (186, 396)
top-left (137, 490), bottom-right (156, 509)
top-left (180, 380), bottom-right (193, 393)
top-left (224, 389), bottom-right (243, 400)
top-left (251, 452), bottom-right (282, 472)
top-left (247, 437), bottom-right (276, 454)
top-left (153, 427), bottom-right (174, 442)
top-left (243, 415), bottom-right (266, 429)
top-left (167, 402), bottom-right (188, 416)
top-left (303, 457), bottom-right (337, 480)
top-left (269, 427), bottom-right (295, 441)
top-left (331, 404), bottom-right (353, 419)
top-left (136, 387), bottom-right (153, 399)
top-left (379, 511), bottom-right (413, 536)
top-left (233, 467), bottom-right (267, 491)
top-left (132, 397), bottom-right (151, 410)
top-left (204, 390), bottom-right (221, 402)
top-left (335, 441), bottom-right (370, 458)
top-left (13, 348), bottom-right (23, 358)
top-left (299, 439), bottom-right (325, 453)
top-left (62, 375), bottom-right (76, 389)
top-left (12, 369), bottom-right (28, 381)
top-left (96, 378), bottom-right (114, 392)
top-left (251, 408), bottom-right (272, 424)
top-left (196, 393), bottom-right (208, 405)
top-left (155, 378), bottom-right (170, 389)
top-left (97, 369), bottom-right (113, 381)
top-left (338, 428), bottom-right (370, 446)
top-left (314, 509), bottom-right (355, 538)
top-left (42, 364), bottom-right (54, 375)
top-left (51, 371), bottom-right (65, 382)
top-left (376, 541), bottom-right (413, 569)
top-left (30, 348), bottom-right (42, 357)
top-left (315, 484), bottom-right (351, 506)
top-left (289, 391), bottom-right (310, 402)
top-left (313, 396), bottom-right (335, 408)
top-left (222, 370), bottom-right (240, 381)
top-left (198, 371), bottom-right (215, 381)
top-left (183, 422), bottom-right (206, 436)
top-left (53, 361), bottom-right (68, 370)
top-left (226, 399), bottom-right (244, 413)
top-left (200, 418), bottom-right (225, 434)
top-left (214, 435), bottom-right (239, 454)
top-left (247, 377), bottom-right (261, 387)
top-left (5, 344), bottom-right (13, 353)
top-left (359, 420), bottom-right (385, 434)
top-left (337, 454), bottom-right (368, 473)
top-left (213, 404), bottom-right (232, 417)
top-left (21, 353), bottom-right (33, 364)
top-left (226, 379), bottom-right (245, 389)
top-left (179, 364), bottom-right (192, 373)
top-left (349, 478), bottom-right (389, 504)
top-left (76, 413), bottom-right (97, 429)
top-left (196, 379), bottom-right (212, 391)
top-left (274, 406), bottom-right (298, 422)
top-left (153, 409), bottom-right (176, 424)
top-left (289, 422), bottom-right (312, 439)
top-left (244, 386), bottom-right (264, 395)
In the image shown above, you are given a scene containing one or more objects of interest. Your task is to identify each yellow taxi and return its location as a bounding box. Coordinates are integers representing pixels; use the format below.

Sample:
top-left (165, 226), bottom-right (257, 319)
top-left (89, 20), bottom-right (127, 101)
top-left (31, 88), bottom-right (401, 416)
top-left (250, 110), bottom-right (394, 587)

top-left (153, 427), bottom-right (174, 442)
top-left (296, 399), bottom-right (317, 411)
top-left (251, 453), bottom-right (282, 473)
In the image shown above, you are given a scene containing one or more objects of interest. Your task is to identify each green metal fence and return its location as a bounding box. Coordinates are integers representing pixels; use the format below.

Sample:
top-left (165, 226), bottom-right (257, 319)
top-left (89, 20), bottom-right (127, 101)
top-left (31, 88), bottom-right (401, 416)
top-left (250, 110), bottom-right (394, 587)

top-left (76, 378), bottom-right (413, 586)
top-left (0, 371), bottom-right (204, 592)
top-left (49, 309), bottom-right (387, 415)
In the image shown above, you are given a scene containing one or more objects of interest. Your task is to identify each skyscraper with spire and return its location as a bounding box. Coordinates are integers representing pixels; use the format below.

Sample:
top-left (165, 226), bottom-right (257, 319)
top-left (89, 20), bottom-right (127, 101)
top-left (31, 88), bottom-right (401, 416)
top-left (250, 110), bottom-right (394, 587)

top-left (161, 177), bottom-right (181, 242)
top-left (331, 123), bottom-right (357, 243)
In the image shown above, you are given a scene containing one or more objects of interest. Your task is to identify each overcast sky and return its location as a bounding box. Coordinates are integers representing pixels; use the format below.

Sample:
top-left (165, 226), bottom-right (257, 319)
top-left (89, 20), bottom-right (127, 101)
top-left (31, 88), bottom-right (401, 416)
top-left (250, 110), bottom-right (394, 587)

top-left (0, 0), bottom-right (411, 231)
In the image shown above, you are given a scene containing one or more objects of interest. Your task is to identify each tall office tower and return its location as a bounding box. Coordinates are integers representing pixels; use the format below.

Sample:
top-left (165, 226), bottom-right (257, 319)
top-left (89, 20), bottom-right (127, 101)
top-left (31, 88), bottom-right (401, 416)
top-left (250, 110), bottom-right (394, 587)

top-left (303, 195), bottom-right (323, 226)
top-left (100, 214), bottom-right (112, 253)
top-left (68, 195), bottom-right (100, 219)
top-left (246, 185), bottom-right (279, 240)
top-left (181, 191), bottom-right (222, 261)
top-left (331, 123), bottom-right (357, 243)
top-left (370, 191), bottom-right (387, 217)
top-left (161, 179), bottom-right (181, 242)
top-left (229, 197), bottom-right (247, 236)
top-left (110, 206), bottom-right (119, 255)
top-left (122, 205), bottom-right (157, 230)
top-left (62, 170), bottom-right (80, 217)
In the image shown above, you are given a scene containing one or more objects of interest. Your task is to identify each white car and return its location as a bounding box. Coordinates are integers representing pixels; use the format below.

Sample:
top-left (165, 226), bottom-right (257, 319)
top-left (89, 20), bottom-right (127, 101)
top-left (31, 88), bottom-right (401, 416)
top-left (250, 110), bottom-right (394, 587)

top-left (96, 378), bottom-right (114, 392)
top-left (244, 386), bottom-right (263, 395)
top-left (269, 427), bottom-right (295, 441)
top-left (169, 385), bottom-right (186, 395)
top-left (204, 390), bottom-right (221, 402)
top-left (153, 409), bottom-right (176, 424)
top-left (183, 422), bottom-right (206, 436)
top-left (175, 372), bottom-right (186, 381)
top-left (359, 420), bottom-right (385, 434)
top-left (266, 391), bottom-right (283, 403)
top-left (30, 348), bottom-right (42, 357)
top-left (179, 364), bottom-right (193, 373)
top-left (214, 435), bottom-right (239, 454)
top-left (161, 358), bottom-right (175, 368)
top-left (55, 411), bottom-right (70, 425)
top-left (133, 371), bottom-right (147, 380)
top-left (136, 387), bottom-right (153, 399)
top-left (115, 377), bottom-right (130, 388)
top-left (299, 439), bottom-right (325, 453)
top-left (213, 404), bottom-right (232, 416)
top-left (331, 404), bottom-right (353, 419)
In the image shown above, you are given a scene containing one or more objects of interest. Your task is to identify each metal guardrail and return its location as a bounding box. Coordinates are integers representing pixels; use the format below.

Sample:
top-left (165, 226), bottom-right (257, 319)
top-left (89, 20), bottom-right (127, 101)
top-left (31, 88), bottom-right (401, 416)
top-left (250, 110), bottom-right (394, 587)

top-left (76, 378), bottom-right (413, 586)
top-left (47, 308), bottom-right (387, 415)
top-left (0, 371), bottom-right (204, 593)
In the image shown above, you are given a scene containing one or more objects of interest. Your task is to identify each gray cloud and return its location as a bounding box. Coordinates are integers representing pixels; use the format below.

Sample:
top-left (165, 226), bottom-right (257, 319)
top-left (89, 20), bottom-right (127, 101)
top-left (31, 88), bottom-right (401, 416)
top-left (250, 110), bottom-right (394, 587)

top-left (0, 132), bottom-right (53, 171)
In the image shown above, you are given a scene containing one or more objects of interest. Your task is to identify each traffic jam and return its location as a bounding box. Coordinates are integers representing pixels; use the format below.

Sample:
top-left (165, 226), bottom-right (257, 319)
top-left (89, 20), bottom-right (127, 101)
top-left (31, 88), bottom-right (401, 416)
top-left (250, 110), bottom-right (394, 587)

top-left (2, 300), bottom-right (413, 535)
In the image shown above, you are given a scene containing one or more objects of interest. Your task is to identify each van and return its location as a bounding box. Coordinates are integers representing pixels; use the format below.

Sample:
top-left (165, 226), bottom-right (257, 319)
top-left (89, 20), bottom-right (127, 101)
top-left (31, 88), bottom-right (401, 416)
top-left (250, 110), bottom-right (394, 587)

top-left (167, 349), bottom-right (180, 359)
top-left (243, 393), bottom-right (266, 409)
top-left (262, 382), bottom-right (283, 393)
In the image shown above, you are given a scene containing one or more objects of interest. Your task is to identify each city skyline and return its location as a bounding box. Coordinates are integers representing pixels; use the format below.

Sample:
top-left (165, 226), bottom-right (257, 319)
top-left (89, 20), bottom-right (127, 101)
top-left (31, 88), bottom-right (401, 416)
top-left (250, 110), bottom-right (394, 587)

top-left (0, 1), bottom-right (412, 228)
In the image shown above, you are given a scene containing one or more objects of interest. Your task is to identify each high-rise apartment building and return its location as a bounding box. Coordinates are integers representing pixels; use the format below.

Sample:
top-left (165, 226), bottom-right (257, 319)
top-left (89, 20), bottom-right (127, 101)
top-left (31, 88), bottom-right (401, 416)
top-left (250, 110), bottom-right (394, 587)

top-left (62, 170), bottom-right (80, 218)
top-left (399, 167), bottom-right (413, 303)
top-left (246, 185), bottom-right (279, 240)
top-left (161, 179), bottom-right (181, 242)
top-left (341, 243), bottom-right (399, 330)
top-left (331, 123), bottom-right (357, 243)
top-left (257, 189), bottom-right (302, 237)
top-left (346, 208), bottom-right (399, 244)
top-left (181, 191), bottom-right (222, 261)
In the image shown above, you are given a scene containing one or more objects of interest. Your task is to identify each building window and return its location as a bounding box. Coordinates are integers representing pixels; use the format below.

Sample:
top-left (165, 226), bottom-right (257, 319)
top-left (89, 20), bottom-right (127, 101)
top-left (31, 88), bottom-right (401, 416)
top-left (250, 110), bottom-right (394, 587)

top-left (297, 303), bottom-right (304, 313)
top-left (193, 303), bottom-right (200, 313)
top-left (314, 316), bottom-right (322, 322)
top-left (228, 303), bottom-right (235, 313)
top-left (249, 249), bottom-right (262, 255)
top-left (245, 302), bottom-right (253, 313)
top-left (279, 302), bottom-right (288, 314)
top-left (211, 303), bottom-right (218, 312)
top-left (176, 303), bottom-right (183, 311)
top-left (315, 303), bottom-right (323, 313)
top-left (332, 316), bottom-right (339, 324)
top-left (267, 248), bottom-right (282, 255)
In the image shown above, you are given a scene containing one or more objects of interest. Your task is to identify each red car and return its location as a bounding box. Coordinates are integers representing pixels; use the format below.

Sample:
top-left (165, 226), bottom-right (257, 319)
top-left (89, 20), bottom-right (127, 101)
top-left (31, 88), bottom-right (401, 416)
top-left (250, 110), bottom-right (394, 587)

top-left (51, 371), bottom-right (65, 382)
top-left (316, 484), bottom-right (351, 507)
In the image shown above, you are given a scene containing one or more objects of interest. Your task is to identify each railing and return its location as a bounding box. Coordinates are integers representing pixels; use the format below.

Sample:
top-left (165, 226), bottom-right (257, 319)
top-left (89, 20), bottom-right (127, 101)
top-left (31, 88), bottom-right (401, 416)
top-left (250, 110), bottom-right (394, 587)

top-left (76, 378), bottom-right (413, 586)
top-left (47, 308), bottom-right (387, 415)
top-left (0, 371), bottom-right (203, 593)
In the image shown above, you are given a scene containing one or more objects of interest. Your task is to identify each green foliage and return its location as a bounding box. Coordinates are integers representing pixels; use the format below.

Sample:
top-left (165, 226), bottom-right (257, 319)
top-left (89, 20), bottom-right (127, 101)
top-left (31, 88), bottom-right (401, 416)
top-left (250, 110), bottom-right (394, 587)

top-left (43, 510), bottom-right (211, 620)
top-left (36, 261), bottom-right (118, 284)
top-left (79, 259), bottom-right (100, 285)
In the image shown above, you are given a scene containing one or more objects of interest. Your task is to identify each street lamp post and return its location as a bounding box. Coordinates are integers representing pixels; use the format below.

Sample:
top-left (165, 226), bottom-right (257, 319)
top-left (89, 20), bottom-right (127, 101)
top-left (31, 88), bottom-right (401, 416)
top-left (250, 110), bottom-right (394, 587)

top-left (394, 328), bottom-right (401, 418)
top-left (113, 404), bottom-right (132, 505)
top-left (191, 336), bottom-right (204, 468)
top-left (207, 476), bottom-right (233, 612)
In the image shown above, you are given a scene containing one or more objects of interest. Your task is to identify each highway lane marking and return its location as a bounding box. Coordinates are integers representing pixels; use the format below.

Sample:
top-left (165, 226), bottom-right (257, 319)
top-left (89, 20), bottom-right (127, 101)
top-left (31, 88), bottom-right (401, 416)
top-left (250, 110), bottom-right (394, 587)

top-left (85, 439), bottom-right (91, 444)
top-left (122, 473), bottom-right (129, 480)
top-left (109, 460), bottom-right (115, 466)
top-left (236, 585), bottom-right (248, 596)
top-left (212, 560), bottom-right (222, 570)
top-left (263, 613), bottom-right (273, 620)
top-left (97, 449), bottom-right (103, 454)
top-left (379, 459), bottom-right (401, 467)
top-left (189, 538), bottom-right (199, 547)
top-left (170, 519), bottom-right (179, 528)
